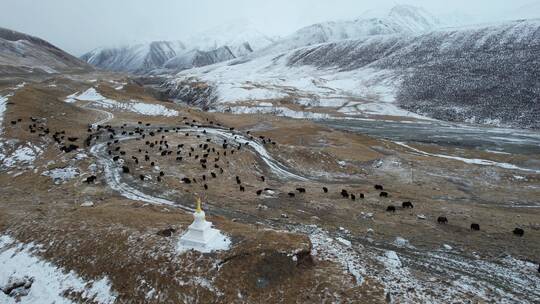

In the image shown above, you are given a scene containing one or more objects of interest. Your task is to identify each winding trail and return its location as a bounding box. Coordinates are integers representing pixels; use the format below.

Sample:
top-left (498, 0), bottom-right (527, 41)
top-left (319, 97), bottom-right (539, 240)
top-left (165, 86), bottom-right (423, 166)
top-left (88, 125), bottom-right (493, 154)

top-left (90, 138), bottom-right (195, 212)
top-left (84, 103), bottom-right (306, 213)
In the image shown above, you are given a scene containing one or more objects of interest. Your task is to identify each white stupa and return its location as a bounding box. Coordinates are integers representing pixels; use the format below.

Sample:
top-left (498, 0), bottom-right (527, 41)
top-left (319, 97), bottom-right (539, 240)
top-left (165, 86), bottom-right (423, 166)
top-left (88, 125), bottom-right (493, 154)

top-left (177, 197), bottom-right (231, 253)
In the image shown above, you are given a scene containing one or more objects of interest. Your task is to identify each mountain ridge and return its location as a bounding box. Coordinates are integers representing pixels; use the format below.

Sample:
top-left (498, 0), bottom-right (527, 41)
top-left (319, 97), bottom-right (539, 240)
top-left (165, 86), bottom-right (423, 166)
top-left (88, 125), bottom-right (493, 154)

top-left (0, 27), bottom-right (92, 76)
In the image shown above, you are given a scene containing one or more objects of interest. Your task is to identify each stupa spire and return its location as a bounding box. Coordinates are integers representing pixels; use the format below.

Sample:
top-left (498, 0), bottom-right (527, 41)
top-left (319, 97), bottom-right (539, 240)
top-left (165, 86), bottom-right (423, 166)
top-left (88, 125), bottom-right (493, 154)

top-left (195, 197), bottom-right (202, 213)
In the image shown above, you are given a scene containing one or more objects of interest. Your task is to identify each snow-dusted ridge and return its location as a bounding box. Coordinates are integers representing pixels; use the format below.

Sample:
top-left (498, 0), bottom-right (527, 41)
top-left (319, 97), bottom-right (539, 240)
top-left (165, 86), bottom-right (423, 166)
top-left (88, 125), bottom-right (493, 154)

top-left (256, 4), bottom-right (440, 57)
top-left (81, 21), bottom-right (274, 74)
top-left (0, 27), bottom-right (91, 75)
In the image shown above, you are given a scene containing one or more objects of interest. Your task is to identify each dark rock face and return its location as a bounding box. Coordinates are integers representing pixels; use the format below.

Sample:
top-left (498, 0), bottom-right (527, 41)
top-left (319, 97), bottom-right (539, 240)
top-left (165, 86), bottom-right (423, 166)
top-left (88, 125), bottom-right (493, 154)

top-left (163, 46), bottom-right (236, 71)
top-left (159, 78), bottom-right (218, 110)
top-left (287, 20), bottom-right (540, 129)
top-left (1, 276), bottom-right (33, 298)
top-left (80, 41), bottom-right (186, 74)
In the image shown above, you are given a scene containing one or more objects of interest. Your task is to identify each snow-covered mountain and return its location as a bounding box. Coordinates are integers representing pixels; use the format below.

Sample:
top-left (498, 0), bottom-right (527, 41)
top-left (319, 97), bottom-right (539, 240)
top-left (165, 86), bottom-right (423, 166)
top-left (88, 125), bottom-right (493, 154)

top-left (80, 41), bottom-right (187, 74)
top-left (184, 20), bottom-right (275, 57)
top-left (257, 5), bottom-right (440, 55)
top-left (0, 27), bottom-right (91, 76)
top-left (80, 21), bottom-right (275, 74)
top-left (161, 19), bottom-right (540, 129)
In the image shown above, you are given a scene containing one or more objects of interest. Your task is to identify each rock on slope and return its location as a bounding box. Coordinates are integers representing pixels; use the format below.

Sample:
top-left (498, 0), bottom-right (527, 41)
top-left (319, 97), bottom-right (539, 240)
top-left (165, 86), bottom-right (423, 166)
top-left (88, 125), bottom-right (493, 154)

top-left (0, 27), bottom-right (91, 76)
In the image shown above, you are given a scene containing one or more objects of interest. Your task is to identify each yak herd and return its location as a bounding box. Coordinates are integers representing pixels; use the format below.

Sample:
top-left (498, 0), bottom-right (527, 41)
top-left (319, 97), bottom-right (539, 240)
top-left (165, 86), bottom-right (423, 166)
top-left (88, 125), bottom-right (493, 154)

top-left (7, 114), bottom-right (538, 272)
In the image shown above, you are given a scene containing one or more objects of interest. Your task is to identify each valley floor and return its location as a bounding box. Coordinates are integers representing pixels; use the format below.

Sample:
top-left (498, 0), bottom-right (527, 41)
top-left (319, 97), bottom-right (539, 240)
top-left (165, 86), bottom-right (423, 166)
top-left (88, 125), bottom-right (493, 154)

top-left (0, 73), bottom-right (539, 303)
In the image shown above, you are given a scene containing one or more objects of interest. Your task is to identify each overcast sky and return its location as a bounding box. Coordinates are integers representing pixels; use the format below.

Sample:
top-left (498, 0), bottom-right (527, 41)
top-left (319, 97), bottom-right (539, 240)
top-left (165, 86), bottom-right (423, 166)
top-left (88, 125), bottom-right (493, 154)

top-left (1, 0), bottom-right (537, 55)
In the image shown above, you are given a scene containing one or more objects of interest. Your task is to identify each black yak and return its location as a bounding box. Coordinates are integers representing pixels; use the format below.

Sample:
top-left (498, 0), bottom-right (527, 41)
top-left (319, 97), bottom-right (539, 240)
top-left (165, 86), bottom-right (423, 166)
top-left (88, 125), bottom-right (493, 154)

top-left (513, 228), bottom-right (524, 237)
top-left (402, 201), bottom-right (414, 208)
top-left (437, 216), bottom-right (448, 224)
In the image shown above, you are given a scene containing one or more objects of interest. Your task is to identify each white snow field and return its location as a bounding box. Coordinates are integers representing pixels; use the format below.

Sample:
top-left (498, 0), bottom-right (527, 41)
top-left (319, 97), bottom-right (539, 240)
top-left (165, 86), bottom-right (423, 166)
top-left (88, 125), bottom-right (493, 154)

top-left (66, 88), bottom-right (178, 117)
top-left (0, 235), bottom-right (117, 304)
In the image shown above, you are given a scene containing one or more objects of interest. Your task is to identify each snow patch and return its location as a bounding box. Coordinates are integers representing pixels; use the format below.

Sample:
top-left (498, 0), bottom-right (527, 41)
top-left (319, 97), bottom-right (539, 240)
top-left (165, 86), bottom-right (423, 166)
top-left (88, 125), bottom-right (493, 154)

top-left (0, 235), bottom-right (117, 304)
top-left (304, 226), bottom-right (365, 285)
top-left (42, 167), bottom-right (80, 184)
top-left (1, 144), bottom-right (43, 169)
top-left (65, 88), bottom-right (178, 117)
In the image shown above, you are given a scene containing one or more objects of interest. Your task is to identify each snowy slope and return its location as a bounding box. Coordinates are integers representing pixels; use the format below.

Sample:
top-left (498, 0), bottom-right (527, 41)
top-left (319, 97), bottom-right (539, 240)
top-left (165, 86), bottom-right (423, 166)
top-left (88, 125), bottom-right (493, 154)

top-left (256, 5), bottom-right (440, 56)
top-left (0, 27), bottom-right (91, 76)
top-left (162, 19), bottom-right (540, 129)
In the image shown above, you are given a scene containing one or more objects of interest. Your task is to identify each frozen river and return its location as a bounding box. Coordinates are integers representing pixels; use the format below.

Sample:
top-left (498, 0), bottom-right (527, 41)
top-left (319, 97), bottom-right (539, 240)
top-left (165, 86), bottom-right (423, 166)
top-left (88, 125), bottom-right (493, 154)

top-left (319, 118), bottom-right (540, 156)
